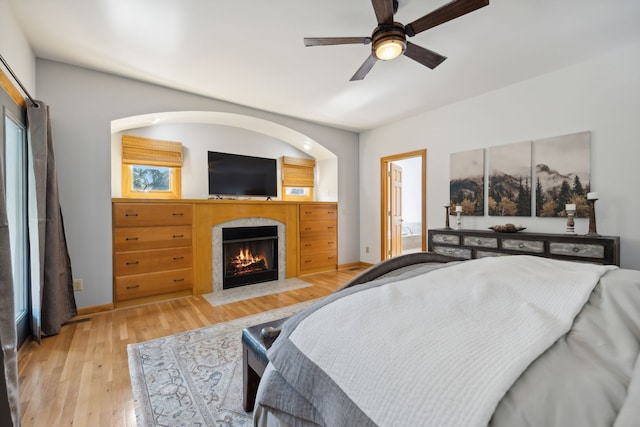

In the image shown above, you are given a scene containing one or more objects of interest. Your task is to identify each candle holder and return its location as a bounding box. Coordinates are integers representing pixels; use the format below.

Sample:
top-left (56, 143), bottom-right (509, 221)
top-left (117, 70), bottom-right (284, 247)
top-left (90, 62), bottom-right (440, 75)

top-left (565, 207), bottom-right (576, 235)
top-left (456, 210), bottom-right (462, 230)
top-left (444, 205), bottom-right (451, 229)
top-left (586, 198), bottom-right (600, 236)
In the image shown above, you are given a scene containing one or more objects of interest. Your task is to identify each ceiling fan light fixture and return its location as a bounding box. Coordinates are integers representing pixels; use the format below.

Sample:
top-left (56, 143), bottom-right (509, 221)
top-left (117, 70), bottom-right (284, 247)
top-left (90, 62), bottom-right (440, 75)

top-left (375, 39), bottom-right (405, 60)
top-left (372, 23), bottom-right (407, 61)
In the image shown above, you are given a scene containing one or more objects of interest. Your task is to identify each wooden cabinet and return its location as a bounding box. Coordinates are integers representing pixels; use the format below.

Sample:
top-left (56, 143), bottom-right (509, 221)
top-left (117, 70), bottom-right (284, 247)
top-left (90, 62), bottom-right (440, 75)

top-left (299, 203), bottom-right (338, 274)
top-left (428, 228), bottom-right (620, 266)
top-left (113, 202), bottom-right (193, 306)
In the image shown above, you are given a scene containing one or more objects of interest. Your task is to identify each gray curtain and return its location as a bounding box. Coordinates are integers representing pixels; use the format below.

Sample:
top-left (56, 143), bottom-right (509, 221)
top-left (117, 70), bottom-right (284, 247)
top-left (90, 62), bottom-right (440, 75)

top-left (27, 101), bottom-right (77, 337)
top-left (0, 125), bottom-right (20, 425)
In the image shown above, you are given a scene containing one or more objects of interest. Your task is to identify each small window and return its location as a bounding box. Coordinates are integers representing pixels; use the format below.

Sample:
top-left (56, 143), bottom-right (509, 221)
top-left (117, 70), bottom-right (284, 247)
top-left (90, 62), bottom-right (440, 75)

top-left (122, 135), bottom-right (182, 199)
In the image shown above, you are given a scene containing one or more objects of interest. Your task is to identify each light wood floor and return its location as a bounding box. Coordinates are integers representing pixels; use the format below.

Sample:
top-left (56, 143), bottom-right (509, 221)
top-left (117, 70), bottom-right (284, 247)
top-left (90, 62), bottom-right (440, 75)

top-left (17, 266), bottom-right (366, 427)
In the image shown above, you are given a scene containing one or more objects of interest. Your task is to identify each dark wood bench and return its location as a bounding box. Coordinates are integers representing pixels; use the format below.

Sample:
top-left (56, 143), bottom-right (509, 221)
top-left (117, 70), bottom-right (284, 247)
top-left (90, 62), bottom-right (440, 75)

top-left (241, 317), bottom-right (289, 411)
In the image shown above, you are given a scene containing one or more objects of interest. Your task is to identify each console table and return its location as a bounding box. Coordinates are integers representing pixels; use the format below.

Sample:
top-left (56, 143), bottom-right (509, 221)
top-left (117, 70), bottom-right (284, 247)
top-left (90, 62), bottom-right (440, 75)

top-left (428, 228), bottom-right (620, 266)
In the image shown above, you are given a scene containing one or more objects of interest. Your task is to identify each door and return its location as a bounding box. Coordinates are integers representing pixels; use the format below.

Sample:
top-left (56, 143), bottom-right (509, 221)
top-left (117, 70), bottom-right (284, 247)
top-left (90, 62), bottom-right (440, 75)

top-left (2, 87), bottom-right (30, 347)
top-left (389, 163), bottom-right (403, 257)
top-left (380, 150), bottom-right (427, 261)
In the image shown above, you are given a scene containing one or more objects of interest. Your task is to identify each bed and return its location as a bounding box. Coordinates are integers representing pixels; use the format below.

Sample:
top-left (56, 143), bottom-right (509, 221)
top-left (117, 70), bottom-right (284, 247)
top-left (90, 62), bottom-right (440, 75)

top-left (252, 253), bottom-right (640, 427)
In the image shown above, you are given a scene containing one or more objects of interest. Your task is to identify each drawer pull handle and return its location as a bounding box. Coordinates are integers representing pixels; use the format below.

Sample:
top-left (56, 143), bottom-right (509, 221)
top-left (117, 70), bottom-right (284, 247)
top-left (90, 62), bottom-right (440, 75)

top-left (518, 243), bottom-right (525, 248)
top-left (305, 227), bottom-right (312, 231)
top-left (305, 243), bottom-right (312, 247)
top-left (477, 239), bottom-right (482, 244)
top-left (172, 212), bottom-right (184, 216)
top-left (328, 257), bottom-right (335, 260)
top-left (173, 256), bottom-right (185, 260)
top-left (443, 237), bottom-right (449, 242)
top-left (125, 237), bottom-right (139, 241)
top-left (305, 211), bottom-right (312, 214)
top-left (126, 284), bottom-right (140, 289)
top-left (125, 213), bottom-right (138, 217)
top-left (126, 261), bottom-right (139, 265)
top-left (328, 241), bottom-right (334, 245)
top-left (327, 226), bottom-right (335, 230)
top-left (173, 234), bottom-right (184, 238)
top-left (173, 278), bottom-right (185, 282)
top-left (305, 260), bottom-right (312, 263)
top-left (572, 247), bottom-right (580, 253)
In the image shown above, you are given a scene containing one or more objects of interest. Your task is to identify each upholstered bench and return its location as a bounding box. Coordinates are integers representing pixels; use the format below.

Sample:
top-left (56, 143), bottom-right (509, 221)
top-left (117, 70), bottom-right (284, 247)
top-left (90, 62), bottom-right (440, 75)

top-left (242, 317), bottom-right (289, 411)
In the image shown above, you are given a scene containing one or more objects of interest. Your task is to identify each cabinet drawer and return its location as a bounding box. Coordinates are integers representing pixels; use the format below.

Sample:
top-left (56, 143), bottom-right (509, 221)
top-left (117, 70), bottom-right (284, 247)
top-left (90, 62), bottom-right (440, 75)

top-left (113, 203), bottom-right (192, 227)
top-left (476, 250), bottom-right (509, 258)
top-left (300, 205), bottom-right (337, 221)
top-left (431, 234), bottom-right (460, 245)
top-left (115, 268), bottom-right (192, 301)
top-left (464, 236), bottom-right (498, 248)
top-left (300, 236), bottom-right (337, 254)
top-left (502, 239), bottom-right (544, 253)
top-left (114, 225), bottom-right (192, 251)
top-left (549, 242), bottom-right (605, 259)
top-left (300, 220), bottom-right (337, 236)
top-left (432, 246), bottom-right (471, 259)
top-left (114, 247), bottom-right (192, 276)
top-left (300, 250), bottom-right (337, 270)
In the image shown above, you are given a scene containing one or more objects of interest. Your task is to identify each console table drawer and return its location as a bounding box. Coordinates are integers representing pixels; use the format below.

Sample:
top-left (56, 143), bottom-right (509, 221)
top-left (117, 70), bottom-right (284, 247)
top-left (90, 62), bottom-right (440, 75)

top-left (114, 203), bottom-right (192, 227)
top-left (502, 239), bottom-right (545, 253)
top-left (464, 236), bottom-right (498, 248)
top-left (431, 234), bottom-right (460, 245)
top-left (549, 242), bottom-right (605, 259)
top-left (433, 246), bottom-right (471, 259)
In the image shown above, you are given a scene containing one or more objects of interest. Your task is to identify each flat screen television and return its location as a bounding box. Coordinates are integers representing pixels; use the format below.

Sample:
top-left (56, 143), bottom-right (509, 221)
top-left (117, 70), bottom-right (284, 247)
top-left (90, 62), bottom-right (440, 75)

top-left (208, 151), bottom-right (277, 198)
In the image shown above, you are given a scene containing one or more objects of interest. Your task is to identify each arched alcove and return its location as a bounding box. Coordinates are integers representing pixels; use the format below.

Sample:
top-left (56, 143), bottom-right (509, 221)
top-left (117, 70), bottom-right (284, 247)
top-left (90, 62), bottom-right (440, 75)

top-left (110, 111), bottom-right (338, 200)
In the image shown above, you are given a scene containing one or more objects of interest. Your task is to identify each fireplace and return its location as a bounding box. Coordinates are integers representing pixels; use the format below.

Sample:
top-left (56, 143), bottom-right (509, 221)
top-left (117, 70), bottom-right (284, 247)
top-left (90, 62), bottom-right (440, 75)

top-left (222, 225), bottom-right (278, 289)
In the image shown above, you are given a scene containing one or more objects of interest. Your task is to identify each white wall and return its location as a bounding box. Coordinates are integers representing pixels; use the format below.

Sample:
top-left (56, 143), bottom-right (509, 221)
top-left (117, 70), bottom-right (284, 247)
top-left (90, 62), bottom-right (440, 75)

top-left (36, 59), bottom-right (360, 309)
top-left (1, 1), bottom-right (35, 94)
top-left (360, 40), bottom-right (640, 269)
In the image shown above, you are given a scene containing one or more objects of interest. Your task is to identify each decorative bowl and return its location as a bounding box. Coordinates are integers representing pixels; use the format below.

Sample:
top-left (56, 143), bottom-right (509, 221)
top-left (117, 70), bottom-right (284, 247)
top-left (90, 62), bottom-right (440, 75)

top-left (488, 224), bottom-right (526, 233)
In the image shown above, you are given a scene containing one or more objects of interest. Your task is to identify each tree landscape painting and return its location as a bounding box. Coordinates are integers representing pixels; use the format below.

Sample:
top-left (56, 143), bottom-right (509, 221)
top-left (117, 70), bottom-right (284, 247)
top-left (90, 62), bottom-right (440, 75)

top-left (535, 131), bottom-right (591, 217)
top-left (450, 148), bottom-right (484, 215)
top-left (488, 141), bottom-right (532, 216)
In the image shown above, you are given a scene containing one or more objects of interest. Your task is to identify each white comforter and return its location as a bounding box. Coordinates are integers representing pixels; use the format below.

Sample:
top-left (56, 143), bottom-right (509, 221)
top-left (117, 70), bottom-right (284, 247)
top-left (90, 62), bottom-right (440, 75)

top-left (282, 256), bottom-right (615, 426)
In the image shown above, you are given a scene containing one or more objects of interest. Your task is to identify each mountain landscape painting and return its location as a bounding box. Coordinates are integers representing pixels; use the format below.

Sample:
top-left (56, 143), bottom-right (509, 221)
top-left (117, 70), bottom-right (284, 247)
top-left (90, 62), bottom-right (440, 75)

top-left (488, 141), bottom-right (532, 216)
top-left (534, 131), bottom-right (591, 217)
top-left (450, 148), bottom-right (484, 216)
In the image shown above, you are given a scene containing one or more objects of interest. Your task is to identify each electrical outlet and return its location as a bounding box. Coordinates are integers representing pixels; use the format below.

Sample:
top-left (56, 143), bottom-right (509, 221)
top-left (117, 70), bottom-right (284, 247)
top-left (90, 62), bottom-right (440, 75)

top-left (73, 279), bottom-right (83, 291)
top-left (365, 246), bottom-right (370, 254)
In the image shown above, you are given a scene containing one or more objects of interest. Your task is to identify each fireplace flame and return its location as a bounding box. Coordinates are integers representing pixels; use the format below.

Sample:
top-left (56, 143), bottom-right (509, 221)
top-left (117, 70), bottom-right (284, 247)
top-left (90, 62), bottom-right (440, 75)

top-left (231, 248), bottom-right (268, 272)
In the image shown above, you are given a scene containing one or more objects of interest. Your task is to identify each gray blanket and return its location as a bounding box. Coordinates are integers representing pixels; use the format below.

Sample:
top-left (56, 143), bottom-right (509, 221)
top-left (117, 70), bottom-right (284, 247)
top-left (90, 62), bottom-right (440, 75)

top-left (255, 260), bottom-right (640, 427)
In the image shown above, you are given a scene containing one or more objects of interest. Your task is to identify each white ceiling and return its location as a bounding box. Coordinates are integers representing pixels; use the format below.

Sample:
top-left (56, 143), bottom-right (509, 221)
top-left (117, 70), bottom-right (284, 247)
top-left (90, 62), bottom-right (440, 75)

top-left (9, 0), bottom-right (640, 132)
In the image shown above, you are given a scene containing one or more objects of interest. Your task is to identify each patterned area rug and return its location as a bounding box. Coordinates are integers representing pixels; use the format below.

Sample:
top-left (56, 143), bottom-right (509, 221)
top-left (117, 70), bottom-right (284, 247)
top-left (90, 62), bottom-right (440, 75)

top-left (128, 301), bottom-right (316, 426)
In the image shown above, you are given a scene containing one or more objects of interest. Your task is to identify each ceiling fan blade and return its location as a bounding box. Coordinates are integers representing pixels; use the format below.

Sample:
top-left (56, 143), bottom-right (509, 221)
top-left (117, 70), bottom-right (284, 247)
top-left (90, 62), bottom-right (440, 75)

top-left (371, 0), bottom-right (395, 25)
top-left (350, 55), bottom-right (378, 81)
top-left (403, 42), bottom-right (447, 69)
top-left (304, 37), bottom-right (372, 47)
top-left (405, 0), bottom-right (489, 37)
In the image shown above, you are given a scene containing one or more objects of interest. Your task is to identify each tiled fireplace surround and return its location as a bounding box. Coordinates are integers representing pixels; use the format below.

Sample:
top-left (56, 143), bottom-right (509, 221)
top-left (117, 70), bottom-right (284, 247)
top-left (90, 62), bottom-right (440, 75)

top-left (212, 218), bottom-right (286, 292)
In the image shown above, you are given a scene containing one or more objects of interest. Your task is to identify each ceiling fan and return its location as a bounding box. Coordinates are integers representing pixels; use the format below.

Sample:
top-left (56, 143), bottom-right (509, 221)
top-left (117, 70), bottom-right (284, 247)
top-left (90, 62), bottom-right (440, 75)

top-left (304, 0), bottom-right (489, 81)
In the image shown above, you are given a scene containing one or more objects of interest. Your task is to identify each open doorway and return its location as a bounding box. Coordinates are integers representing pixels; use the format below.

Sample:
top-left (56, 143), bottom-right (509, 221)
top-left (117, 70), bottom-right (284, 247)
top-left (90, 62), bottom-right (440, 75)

top-left (380, 150), bottom-right (426, 260)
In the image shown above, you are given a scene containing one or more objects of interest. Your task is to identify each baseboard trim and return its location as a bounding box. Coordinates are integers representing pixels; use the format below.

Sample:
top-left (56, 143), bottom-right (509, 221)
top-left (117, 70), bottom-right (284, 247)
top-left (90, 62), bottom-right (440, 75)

top-left (75, 303), bottom-right (114, 318)
top-left (338, 262), bottom-right (372, 270)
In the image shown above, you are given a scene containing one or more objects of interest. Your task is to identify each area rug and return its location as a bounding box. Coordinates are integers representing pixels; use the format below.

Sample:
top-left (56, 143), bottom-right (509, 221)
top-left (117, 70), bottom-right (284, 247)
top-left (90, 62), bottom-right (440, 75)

top-left (202, 278), bottom-right (311, 307)
top-left (128, 300), bottom-right (316, 427)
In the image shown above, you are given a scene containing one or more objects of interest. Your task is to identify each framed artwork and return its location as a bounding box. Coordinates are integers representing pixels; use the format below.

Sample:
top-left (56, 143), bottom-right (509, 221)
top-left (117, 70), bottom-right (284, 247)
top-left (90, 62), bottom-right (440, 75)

top-left (450, 148), bottom-right (484, 215)
top-left (534, 131), bottom-right (591, 217)
top-left (488, 141), bottom-right (532, 216)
